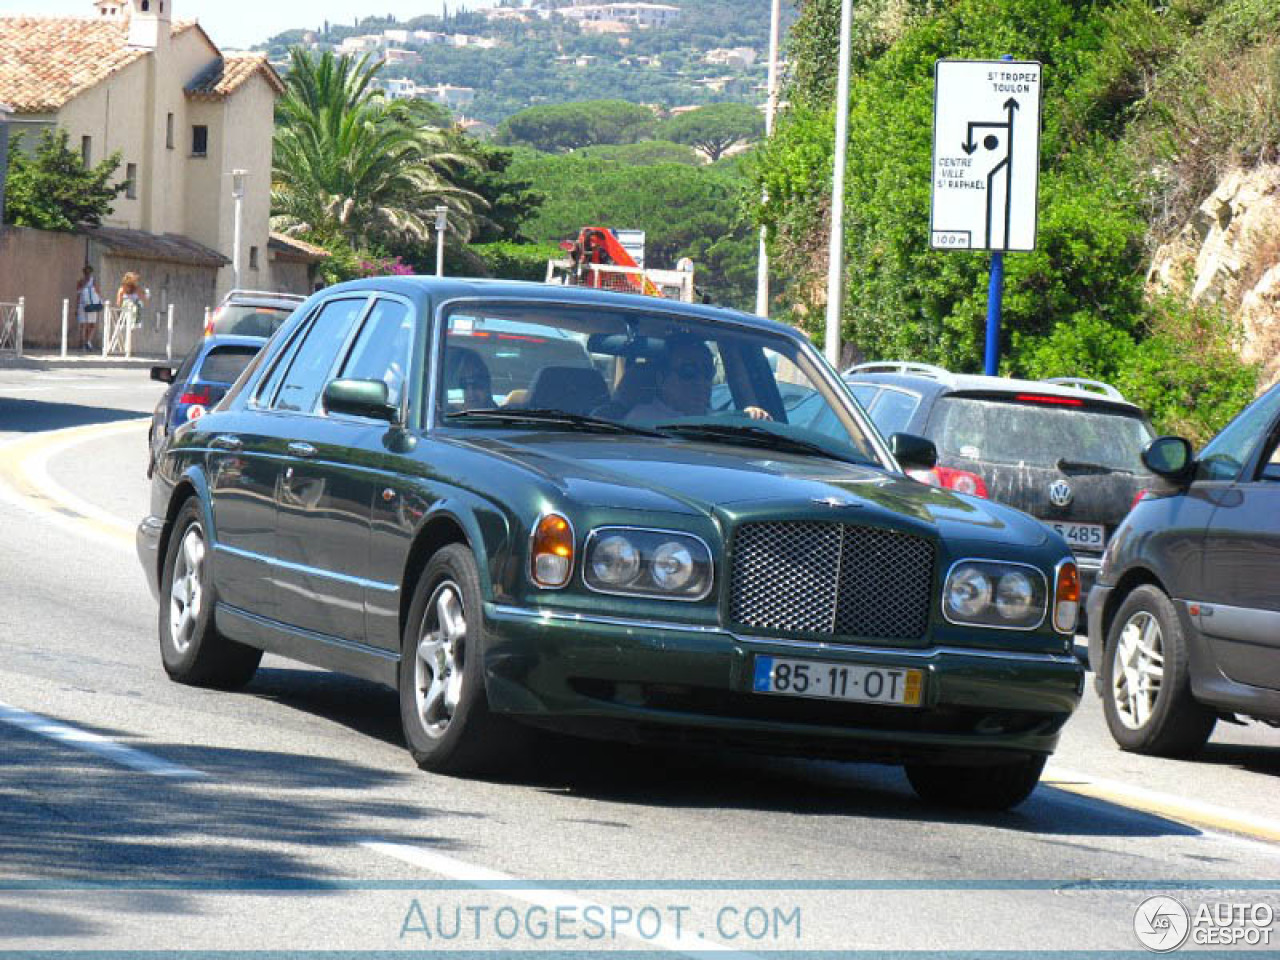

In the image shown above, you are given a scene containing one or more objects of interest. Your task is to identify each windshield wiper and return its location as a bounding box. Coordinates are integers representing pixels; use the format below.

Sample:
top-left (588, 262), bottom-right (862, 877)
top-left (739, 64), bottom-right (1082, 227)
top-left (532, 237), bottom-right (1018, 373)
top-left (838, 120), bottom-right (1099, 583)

top-left (656, 421), bottom-right (869, 465)
top-left (445, 408), bottom-right (665, 436)
top-left (1056, 457), bottom-right (1128, 475)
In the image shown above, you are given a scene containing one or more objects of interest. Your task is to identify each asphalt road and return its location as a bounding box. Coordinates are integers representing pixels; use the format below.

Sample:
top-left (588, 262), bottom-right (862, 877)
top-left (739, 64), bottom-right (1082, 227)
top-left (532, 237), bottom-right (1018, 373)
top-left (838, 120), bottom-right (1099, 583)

top-left (1, 364), bottom-right (1278, 954)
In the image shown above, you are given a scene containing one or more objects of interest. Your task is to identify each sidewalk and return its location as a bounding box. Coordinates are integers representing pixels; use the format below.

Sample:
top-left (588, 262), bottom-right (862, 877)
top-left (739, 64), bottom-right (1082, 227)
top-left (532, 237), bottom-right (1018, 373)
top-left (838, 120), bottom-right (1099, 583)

top-left (0, 349), bottom-right (165, 371)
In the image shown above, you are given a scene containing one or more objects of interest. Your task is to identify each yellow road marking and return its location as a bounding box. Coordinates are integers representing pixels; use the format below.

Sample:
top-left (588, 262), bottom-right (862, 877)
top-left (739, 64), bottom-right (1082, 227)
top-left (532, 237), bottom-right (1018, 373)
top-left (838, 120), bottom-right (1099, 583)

top-left (0, 420), bottom-right (146, 550)
top-left (1045, 765), bottom-right (1280, 845)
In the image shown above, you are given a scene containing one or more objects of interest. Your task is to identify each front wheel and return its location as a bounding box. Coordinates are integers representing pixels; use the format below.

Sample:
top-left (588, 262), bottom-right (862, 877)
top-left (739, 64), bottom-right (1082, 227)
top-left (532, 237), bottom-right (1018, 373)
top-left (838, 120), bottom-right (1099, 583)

top-left (905, 754), bottom-right (1046, 810)
top-left (398, 544), bottom-right (521, 775)
top-left (1101, 584), bottom-right (1215, 756)
top-left (159, 499), bottom-right (261, 688)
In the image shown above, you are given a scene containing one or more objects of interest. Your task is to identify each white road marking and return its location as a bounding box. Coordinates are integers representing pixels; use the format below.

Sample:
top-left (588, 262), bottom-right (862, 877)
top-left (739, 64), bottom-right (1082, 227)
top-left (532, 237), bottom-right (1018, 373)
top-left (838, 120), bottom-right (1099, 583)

top-left (362, 841), bottom-right (760, 958)
top-left (0, 699), bottom-right (206, 778)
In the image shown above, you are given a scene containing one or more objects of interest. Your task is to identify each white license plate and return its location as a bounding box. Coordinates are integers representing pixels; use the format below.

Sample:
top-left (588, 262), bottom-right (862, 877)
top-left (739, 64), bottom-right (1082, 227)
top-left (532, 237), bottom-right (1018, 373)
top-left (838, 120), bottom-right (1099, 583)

top-left (752, 656), bottom-right (923, 707)
top-left (1046, 520), bottom-right (1106, 550)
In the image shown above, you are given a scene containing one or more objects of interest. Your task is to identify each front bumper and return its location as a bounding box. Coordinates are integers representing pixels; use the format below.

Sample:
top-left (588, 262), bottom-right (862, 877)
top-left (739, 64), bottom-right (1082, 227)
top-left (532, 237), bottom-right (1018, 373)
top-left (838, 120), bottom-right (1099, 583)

top-left (483, 604), bottom-right (1084, 765)
top-left (137, 514), bottom-right (165, 601)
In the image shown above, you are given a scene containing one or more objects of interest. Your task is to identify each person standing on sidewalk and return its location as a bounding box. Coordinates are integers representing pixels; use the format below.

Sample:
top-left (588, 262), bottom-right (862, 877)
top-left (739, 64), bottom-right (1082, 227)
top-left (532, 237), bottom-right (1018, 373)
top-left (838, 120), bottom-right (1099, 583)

top-left (115, 271), bottom-right (147, 331)
top-left (75, 265), bottom-right (103, 350)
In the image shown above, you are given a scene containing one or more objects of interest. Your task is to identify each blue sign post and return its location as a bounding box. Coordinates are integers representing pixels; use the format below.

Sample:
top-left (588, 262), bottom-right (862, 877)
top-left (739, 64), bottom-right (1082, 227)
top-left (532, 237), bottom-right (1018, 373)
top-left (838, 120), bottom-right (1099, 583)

top-left (984, 249), bottom-right (1004, 375)
top-left (929, 57), bottom-right (1042, 375)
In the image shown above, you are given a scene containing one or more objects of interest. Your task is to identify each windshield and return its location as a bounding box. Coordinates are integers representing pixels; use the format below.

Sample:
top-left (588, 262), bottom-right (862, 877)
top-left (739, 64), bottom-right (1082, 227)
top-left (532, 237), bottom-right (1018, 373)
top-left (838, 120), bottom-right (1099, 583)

top-left (929, 395), bottom-right (1154, 472)
top-left (212, 304), bottom-right (295, 338)
top-left (438, 303), bottom-right (880, 464)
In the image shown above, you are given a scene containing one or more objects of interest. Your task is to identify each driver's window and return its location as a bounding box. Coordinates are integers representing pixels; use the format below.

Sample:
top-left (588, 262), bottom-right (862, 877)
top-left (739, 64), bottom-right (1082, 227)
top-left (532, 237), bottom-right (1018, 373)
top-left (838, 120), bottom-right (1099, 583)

top-left (1197, 387), bottom-right (1280, 483)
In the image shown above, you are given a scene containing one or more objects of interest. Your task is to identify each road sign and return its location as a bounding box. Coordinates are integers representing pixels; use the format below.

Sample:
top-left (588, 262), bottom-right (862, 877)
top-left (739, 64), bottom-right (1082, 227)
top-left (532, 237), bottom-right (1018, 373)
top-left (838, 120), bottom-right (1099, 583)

top-left (930, 59), bottom-right (1042, 252)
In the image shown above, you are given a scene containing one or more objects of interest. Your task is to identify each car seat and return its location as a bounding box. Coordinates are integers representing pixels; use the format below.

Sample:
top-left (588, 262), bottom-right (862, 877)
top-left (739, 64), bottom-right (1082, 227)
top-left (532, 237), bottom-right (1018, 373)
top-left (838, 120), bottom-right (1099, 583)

top-left (527, 366), bottom-right (611, 416)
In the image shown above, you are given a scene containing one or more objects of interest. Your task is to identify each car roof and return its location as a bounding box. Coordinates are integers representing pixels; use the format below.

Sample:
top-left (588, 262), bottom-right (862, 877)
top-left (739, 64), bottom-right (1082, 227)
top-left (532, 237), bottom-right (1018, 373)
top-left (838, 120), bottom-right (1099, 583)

top-left (320, 276), bottom-right (812, 344)
top-left (843, 369), bottom-right (1146, 415)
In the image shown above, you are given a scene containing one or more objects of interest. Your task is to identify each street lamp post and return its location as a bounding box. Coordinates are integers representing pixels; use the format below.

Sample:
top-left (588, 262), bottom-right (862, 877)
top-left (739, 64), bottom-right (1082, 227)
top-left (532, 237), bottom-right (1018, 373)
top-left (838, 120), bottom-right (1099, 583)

top-left (434, 206), bottom-right (449, 277)
top-left (823, 0), bottom-right (854, 367)
top-left (754, 0), bottom-right (782, 318)
top-left (230, 169), bottom-right (247, 291)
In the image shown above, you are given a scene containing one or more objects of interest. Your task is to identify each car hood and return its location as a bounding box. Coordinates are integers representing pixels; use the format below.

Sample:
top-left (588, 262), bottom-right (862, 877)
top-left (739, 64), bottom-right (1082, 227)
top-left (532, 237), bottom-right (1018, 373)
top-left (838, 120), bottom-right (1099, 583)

top-left (451, 432), bottom-right (1048, 546)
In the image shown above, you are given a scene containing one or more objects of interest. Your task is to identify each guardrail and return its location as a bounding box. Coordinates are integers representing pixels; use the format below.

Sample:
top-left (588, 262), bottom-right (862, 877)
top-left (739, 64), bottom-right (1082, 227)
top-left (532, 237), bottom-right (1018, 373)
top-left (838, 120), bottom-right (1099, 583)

top-left (0, 298), bottom-right (24, 358)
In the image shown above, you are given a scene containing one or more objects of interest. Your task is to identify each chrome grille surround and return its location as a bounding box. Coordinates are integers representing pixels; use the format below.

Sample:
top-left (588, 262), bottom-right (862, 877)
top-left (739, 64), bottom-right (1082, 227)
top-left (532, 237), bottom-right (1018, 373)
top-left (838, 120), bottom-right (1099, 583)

top-left (729, 521), bottom-right (936, 641)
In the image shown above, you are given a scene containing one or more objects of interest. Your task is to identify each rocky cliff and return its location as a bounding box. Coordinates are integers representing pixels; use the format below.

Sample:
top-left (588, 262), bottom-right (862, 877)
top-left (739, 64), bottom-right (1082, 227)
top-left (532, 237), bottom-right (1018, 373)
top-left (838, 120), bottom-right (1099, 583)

top-left (1148, 165), bottom-right (1280, 389)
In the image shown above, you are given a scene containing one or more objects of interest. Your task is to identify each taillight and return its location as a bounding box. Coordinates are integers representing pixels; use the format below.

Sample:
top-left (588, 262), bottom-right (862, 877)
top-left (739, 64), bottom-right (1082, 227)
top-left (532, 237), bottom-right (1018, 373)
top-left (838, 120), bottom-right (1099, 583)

top-left (1130, 489), bottom-right (1150, 512)
top-left (1053, 561), bottom-right (1081, 634)
top-left (179, 387), bottom-right (212, 405)
top-left (935, 466), bottom-right (989, 498)
top-left (204, 308), bottom-right (223, 337)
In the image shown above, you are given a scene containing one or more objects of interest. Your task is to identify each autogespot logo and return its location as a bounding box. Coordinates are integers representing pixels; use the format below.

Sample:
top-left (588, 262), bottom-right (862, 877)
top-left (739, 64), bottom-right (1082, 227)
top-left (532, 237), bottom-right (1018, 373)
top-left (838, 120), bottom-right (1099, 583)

top-left (1135, 896), bottom-right (1191, 952)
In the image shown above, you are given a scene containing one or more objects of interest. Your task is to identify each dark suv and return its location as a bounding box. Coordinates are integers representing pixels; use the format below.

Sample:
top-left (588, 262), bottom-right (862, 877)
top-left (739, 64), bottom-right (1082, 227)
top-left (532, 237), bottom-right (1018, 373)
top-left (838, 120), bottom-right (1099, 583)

top-left (1087, 382), bottom-right (1280, 756)
top-left (844, 363), bottom-right (1156, 599)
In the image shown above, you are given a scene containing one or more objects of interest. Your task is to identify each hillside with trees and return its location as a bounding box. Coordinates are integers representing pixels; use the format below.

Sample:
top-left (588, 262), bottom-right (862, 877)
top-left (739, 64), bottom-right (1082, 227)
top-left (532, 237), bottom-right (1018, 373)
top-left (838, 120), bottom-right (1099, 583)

top-left (750, 0), bottom-right (1279, 440)
top-left (262, 0), bottom-right (795, 125)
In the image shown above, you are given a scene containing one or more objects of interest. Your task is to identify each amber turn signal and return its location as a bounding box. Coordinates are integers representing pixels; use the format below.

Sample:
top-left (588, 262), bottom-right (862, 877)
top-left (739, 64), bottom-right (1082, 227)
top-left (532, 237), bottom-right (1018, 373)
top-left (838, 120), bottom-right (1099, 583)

top-left (1053, 561), bottom-right (1080, 634)
top-left (531, 513), bottom-right (574, 588)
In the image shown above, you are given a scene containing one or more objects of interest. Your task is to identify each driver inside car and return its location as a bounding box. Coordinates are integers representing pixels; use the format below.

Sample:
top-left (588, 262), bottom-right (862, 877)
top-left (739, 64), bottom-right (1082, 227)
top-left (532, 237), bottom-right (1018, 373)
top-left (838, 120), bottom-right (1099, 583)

top-left (626, 334), bottom-right (771, 423)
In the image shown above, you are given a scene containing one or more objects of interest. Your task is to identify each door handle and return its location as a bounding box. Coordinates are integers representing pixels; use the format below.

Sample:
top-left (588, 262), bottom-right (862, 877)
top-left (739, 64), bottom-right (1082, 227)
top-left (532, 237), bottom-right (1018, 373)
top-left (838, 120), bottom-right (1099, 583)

top-left (287, 442), bottom-right (317, 458)
top-left (210, 434), bottom-right (242, 451)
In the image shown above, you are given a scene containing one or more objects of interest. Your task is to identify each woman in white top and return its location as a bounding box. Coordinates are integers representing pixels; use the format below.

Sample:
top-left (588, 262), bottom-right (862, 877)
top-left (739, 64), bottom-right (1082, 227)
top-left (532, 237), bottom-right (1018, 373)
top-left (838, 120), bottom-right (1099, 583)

top-left (75, 265), bottom-right (102, 350)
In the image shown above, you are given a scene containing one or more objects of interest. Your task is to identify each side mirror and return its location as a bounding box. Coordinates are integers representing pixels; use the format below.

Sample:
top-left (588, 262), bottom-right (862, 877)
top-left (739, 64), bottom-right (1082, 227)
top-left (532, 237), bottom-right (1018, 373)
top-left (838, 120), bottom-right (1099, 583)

top-left (889, 432), bottom-right (937, 471)
top-left (151, 365), bottom-right (175, 384)
top-left (323, 378), bottom-right (398, 422)
top-left (1142, 436), bottom-right (1194, 480)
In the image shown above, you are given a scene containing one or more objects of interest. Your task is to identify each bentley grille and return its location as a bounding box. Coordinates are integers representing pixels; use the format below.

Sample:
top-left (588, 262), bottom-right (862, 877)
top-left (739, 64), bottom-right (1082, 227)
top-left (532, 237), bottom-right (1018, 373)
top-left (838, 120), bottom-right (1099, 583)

top-left (729, 521), bottom-right (936, 641)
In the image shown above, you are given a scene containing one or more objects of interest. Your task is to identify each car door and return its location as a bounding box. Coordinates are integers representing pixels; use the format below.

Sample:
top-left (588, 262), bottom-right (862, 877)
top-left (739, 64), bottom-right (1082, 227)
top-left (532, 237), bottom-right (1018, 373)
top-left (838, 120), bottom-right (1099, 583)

top-left (205, 323), bottom-right (314, 615)
top-left (271, 295), bottom-right (417, 646)
top-left (1196, 386), bottom-right (1280, 690)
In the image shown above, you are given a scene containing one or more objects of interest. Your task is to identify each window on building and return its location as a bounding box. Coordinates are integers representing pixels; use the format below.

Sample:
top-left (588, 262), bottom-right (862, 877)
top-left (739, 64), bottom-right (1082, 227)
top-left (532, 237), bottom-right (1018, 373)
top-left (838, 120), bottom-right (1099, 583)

top-left (81, 136), bottom-right (92, 166)
top-left (166, 113), bottom-right (174, 149)
top-left (249, 246), bottom-right (259, 271)
top-left (125, 163), bottom-right (138, 199)
top-left (191, 125), bottom-right (208, 157)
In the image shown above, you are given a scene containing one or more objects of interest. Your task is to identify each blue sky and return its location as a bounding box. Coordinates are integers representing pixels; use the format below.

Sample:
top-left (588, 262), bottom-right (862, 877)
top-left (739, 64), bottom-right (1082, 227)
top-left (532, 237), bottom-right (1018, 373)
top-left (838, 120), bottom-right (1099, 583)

top-left (0, 0), bottom-right (452, 50)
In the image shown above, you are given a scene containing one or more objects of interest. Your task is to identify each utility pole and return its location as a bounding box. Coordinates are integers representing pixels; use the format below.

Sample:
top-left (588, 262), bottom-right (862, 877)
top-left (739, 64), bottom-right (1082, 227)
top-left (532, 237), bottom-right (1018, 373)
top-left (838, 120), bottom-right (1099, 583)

top-left (230, 169), bottom-right (247, 291)
top-left (823, 0), bottom-right (854, 366)
top-left (754, 0), bottom-right (782, 318)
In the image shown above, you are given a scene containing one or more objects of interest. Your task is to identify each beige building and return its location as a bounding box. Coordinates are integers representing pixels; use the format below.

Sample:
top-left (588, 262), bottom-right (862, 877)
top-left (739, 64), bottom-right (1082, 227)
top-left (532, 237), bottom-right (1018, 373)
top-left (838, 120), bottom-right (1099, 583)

top-left (0, 0), bottom-right (321, 350)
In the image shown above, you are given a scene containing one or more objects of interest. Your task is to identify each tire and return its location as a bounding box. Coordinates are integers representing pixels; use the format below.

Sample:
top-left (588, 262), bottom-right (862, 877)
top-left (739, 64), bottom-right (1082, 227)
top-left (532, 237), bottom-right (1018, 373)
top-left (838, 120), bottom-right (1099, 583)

top-left (905, 754), bottom-right (1046, 811)
top-left (1101, 584), bottom-right (1216, 757)
top-left (399, 544), bottom-right (519, 775)
top-left (159, 499), bottom-right (262, 689)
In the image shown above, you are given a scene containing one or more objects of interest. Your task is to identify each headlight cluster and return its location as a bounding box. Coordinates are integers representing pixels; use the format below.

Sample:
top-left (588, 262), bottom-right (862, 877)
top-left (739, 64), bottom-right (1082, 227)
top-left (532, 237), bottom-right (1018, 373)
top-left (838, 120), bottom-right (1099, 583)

top-left (942, 560), bottom-right (1048, 630)
top-left (584, 527), bottom-right (713, 600)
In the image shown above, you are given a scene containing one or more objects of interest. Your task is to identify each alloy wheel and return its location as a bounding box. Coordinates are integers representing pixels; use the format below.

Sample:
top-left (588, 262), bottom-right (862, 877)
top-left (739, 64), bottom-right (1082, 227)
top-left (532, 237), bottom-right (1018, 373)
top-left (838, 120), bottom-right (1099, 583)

top-left (1111, 610), bottom-right (1165, 730)
top-left (415, 580), bottom-right (467, 739)
top-left (169, 525), bottom-right (206, 654)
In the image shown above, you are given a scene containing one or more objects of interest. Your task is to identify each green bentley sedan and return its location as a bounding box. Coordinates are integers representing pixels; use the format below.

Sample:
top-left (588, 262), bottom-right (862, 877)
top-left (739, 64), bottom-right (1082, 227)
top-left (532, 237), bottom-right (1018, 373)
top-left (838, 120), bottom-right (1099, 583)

top-left (138, 278), bottom-right (1084, 809)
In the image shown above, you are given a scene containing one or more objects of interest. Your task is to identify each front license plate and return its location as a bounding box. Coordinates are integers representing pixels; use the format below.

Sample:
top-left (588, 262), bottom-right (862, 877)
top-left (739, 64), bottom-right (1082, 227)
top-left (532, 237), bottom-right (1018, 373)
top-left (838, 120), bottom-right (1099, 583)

top-left (752, 657), bottom-right (923, 707)
top-left (1046, 520), bottom-right (1106, 550)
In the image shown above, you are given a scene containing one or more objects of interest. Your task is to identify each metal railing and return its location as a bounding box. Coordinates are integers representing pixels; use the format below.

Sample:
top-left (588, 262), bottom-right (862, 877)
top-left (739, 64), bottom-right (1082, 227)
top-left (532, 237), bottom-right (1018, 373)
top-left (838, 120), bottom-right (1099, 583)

top-left (0, 298), bottom-right (24, 358)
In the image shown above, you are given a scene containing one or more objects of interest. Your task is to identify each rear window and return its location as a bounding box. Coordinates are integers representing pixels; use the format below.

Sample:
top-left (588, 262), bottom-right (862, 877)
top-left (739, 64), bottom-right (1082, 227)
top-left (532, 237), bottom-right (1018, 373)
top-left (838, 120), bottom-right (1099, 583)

top-left (929, 395), bottom-right (1153, 472)
top-left (196, 346), bottom-right (261, 385)
top-left (212, 304), bottom-right (294, 338)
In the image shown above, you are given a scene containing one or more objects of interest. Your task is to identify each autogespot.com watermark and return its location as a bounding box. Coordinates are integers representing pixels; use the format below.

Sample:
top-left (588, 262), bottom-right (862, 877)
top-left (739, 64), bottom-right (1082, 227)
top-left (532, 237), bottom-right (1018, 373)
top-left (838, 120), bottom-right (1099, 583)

top-left (399, 899), bottom-right (802, 946)
top-left (1134, 894), bottom-right (1276, 952)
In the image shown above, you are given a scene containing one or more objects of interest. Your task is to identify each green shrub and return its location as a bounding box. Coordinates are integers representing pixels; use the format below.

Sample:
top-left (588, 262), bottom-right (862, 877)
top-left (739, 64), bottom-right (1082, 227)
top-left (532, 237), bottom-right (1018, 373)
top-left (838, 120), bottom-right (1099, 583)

top-left (470, 241), bottom-right (562, 281)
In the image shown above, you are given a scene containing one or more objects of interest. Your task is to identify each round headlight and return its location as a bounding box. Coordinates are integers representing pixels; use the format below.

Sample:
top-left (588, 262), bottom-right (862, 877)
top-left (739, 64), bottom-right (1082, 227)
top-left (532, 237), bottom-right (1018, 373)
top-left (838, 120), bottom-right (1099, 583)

top-left (995, 571), bottom-right (1035, 620)
top-left (590, 534), bottom-right (640, 585)
top-left (946, 566), bottom-right (991, 619)
top-left (651, 540), bottom-right (694, 591)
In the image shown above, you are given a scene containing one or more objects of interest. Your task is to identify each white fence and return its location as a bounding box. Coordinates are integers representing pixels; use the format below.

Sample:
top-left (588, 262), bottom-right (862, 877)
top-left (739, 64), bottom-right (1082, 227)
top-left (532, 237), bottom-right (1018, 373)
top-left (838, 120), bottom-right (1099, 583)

top-left (0, 298), bottom-right (24, 358)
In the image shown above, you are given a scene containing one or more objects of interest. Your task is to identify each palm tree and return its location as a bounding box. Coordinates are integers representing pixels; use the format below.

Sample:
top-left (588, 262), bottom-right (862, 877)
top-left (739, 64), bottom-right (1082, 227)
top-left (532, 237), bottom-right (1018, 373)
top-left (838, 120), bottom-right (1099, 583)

top-left (272, 49), bottom-right (483, 250)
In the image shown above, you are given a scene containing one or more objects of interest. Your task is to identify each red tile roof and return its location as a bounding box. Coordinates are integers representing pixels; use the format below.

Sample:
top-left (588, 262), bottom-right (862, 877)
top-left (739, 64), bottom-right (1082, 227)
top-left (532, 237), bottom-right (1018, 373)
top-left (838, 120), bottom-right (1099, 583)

top-left (0, 17), bottom-right (227, 114)
top-left (269, 232), bottom-right (329, 263)
top-left (186, 53), bottom-right (285, 100)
